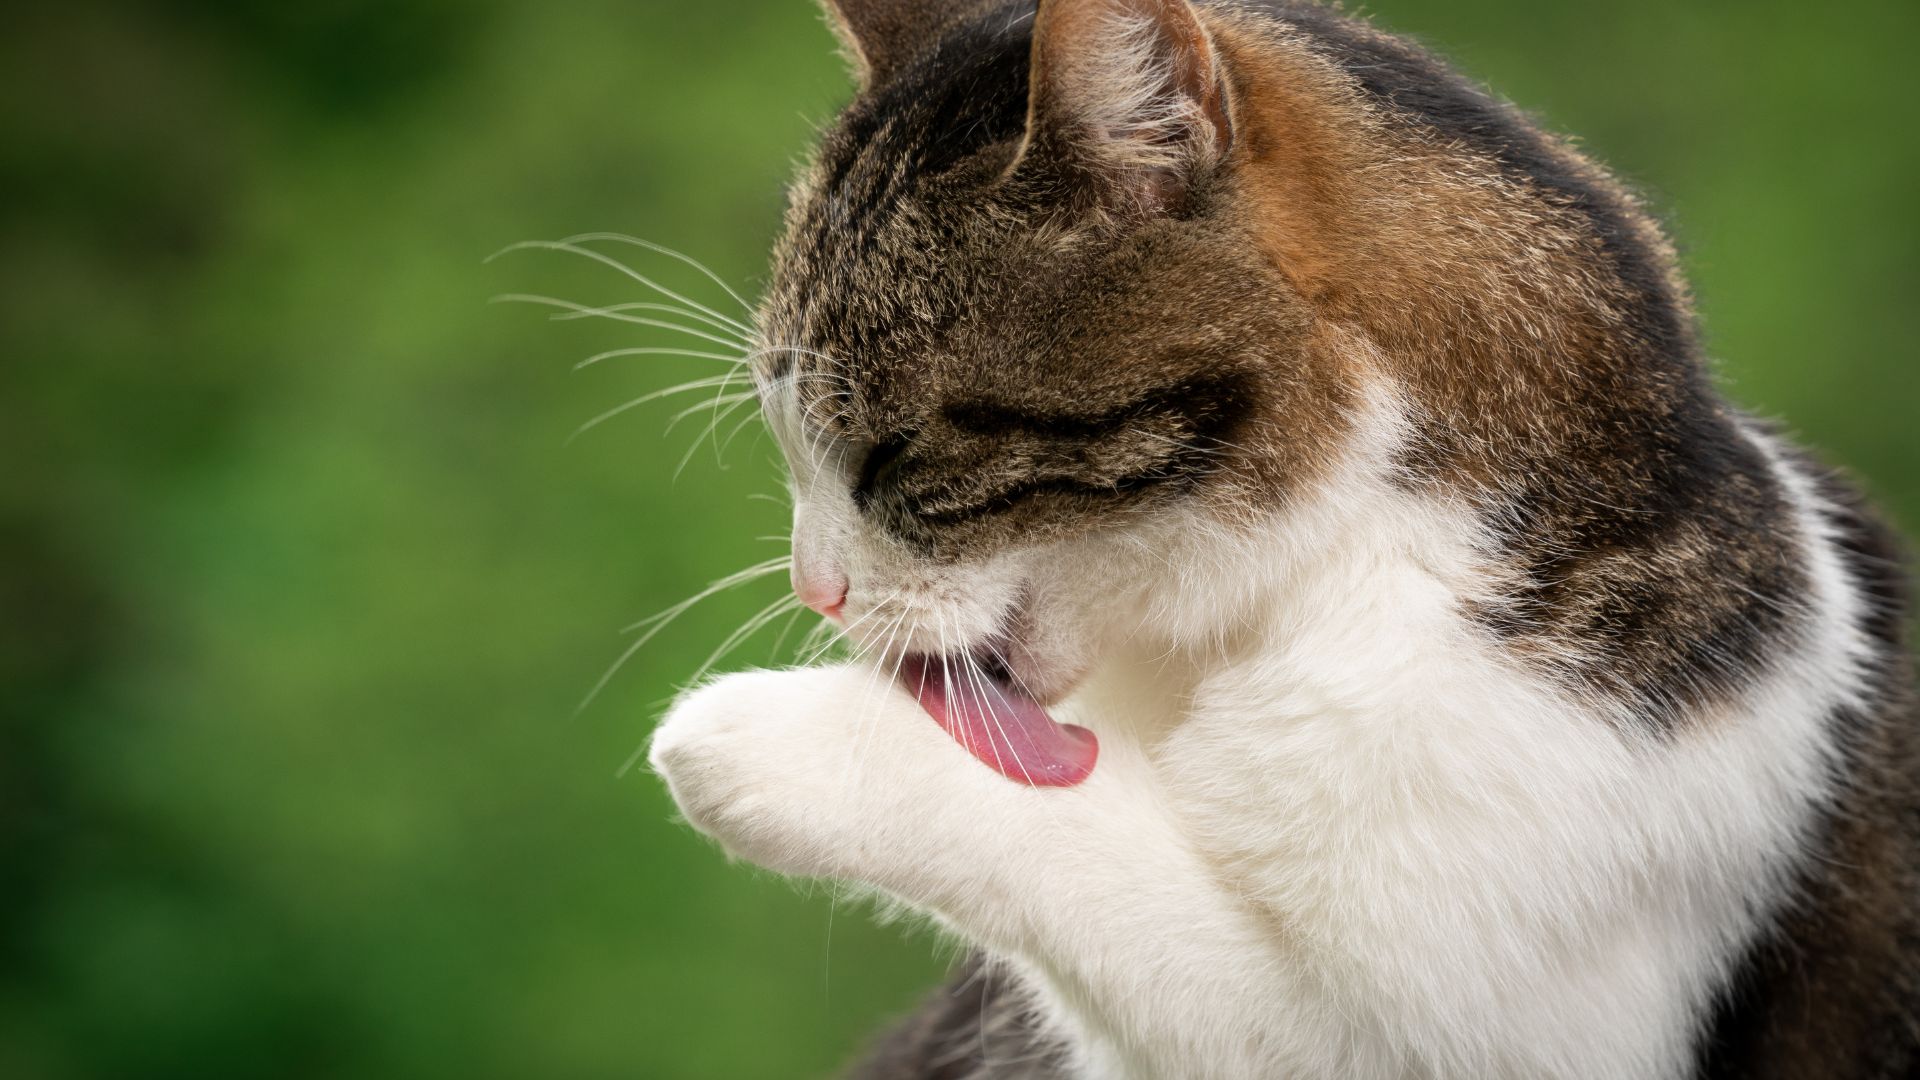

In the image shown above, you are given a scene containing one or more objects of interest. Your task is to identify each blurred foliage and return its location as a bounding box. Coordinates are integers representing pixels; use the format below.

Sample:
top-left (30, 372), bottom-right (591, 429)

top-left (1, 1), bottom-right (1914, 1077)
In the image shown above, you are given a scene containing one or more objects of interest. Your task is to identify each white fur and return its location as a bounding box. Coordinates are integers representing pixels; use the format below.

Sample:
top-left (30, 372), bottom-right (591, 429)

top-left (651, 380), bottom-right (1870, 1079)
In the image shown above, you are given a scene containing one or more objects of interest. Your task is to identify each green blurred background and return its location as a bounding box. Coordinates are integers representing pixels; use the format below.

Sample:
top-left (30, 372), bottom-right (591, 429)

top-left (3, 1), bottom-right (1914, 1077)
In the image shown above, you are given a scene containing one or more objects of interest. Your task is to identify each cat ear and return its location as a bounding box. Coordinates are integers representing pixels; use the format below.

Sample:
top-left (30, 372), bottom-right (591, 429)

top-left (1016, 0), bottom-right (1234, 214)
top-left (819, 0), bottom-right (950, 88)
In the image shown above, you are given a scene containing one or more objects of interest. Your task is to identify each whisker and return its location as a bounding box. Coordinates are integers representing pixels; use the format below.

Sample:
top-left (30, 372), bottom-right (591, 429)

top-left (961, 647), bottom-right (1036, 787)
top-left (798, 588), bottom-right (903, 667)
top-left (653, 369), bottom-right (851, 448)
top-left (718, 404), bottom-right (768, 457)
top-left (797, 616), bottom-right (840, 663)
top-left (666, 389), bottom-right (758, 429)
top-left (616, 734), bottom-right (656, 779)
top-left (938, 619), bottom-right (1011, 775)
top-left (843, 604), bottom-right (912, 788)
top-left (491, 294), bottom-right (748, 352)
top-left (488, 239), bottom-right (753, 337)
top-left (673, 391), bottom-right (761, 479)
top-left (574, 346), bottom-right (747, 370)
top-left (621, 556), bottom-right (792, 634)
top-left (971, 640), bottom-right (1070, 828)
top-left (552, 301), bottom-right (753, 345)
top-left (556, 232), bottom-right (757, 320)
top-left (767, 603), bottom-right (810, 659)
top-left (582, 555), bottom-right (793, 714)
top-left (569, 374), bottom-right (745, 442)
top-left (689, 592), bottom-right (805, 684)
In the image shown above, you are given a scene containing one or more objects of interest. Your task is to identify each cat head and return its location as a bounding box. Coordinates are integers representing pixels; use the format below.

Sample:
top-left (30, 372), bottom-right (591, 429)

top-left (755, 0), bottom-right (1350, 698)
top-left (752, 0), bottom-right (1681, 701)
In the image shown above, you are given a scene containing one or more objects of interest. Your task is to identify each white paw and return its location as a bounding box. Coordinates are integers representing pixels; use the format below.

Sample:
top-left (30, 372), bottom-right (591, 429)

top-left (647, 664), bottom-right (940, 880)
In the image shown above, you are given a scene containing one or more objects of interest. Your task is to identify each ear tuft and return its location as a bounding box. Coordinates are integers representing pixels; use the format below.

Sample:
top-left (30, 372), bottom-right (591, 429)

top-left (820, 0), bottom-right (956, 88)
top-left (1019, 0), bottom-right (1234, 214)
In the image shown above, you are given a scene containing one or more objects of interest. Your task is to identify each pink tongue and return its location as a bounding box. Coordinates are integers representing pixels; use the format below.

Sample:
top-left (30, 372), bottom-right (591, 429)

top-left (900, 655), bottom-right (1097, 787)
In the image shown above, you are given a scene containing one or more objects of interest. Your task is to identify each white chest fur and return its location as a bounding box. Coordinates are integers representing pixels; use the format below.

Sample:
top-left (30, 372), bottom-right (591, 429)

top-left (1030, 427), bottom-right (1861, 1078)
top-left (650, 426), bottom-right (1863, 1080)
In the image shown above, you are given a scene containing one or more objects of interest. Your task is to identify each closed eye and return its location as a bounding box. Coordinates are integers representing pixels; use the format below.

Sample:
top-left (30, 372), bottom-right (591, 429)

top-left (942, 375), bottom-right (1246, 443)
top-left (908, 472), bottom-right (1175, 526)
top-left (853, 434), bottom-right (911, 508)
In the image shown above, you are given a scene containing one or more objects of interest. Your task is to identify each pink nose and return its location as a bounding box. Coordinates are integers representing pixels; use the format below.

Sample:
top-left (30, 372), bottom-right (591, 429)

top-left (793, 567), bottom-right (847, 622)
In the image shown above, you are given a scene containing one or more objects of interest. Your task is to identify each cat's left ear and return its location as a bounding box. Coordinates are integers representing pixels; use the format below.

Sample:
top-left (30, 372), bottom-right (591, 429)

top-left (1014, 0), bottom-right (1235, 215)
top-left (819, 0), bottom-right (952, 88)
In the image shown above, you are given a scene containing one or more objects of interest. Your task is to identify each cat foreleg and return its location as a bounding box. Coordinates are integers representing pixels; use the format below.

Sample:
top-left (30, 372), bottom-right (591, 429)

top-left (649, 663), bottom-right (1322, 1079)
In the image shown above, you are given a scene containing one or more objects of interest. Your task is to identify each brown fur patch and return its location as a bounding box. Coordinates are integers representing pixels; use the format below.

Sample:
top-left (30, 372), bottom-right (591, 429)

top-left (1197, 2), bottom-right (1806, 728)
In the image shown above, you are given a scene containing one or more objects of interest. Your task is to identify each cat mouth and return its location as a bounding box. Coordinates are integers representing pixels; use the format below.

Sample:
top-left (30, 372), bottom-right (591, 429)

top-left (898, 643), bottom-right (1098, 788)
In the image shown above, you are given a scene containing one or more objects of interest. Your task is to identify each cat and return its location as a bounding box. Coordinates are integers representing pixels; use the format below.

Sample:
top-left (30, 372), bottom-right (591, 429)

top-left (644, 1), bottom-right (1920, 1077)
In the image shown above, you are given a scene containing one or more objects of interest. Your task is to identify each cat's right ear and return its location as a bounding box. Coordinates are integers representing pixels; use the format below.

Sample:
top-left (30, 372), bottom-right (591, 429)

top-left (818, 0), bottom-right (949, 88)
top-left (1012, 0), bottom-right (1234, 216)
